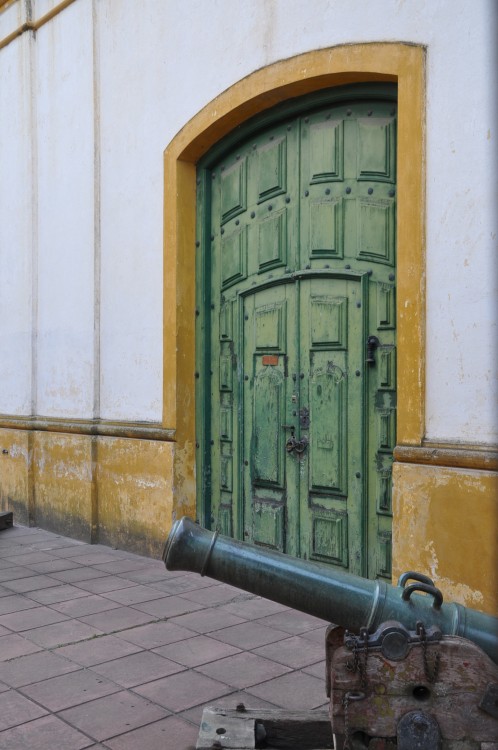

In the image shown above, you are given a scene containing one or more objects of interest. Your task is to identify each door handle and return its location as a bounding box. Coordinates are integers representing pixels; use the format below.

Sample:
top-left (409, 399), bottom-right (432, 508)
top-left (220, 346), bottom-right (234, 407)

top-left (366, 335), bottom-right (380, 365)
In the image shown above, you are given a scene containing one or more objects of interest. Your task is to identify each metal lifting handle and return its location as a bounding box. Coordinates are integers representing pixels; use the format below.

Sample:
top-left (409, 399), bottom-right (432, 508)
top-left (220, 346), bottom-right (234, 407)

top-left (398, 571), bottom-right (436, 588)
top-left (398, 572), bottom-right (444, 610)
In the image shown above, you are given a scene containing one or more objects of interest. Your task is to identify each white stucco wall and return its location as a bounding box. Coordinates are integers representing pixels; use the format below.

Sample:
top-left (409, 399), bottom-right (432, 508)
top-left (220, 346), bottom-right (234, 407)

top-left (0, 35), bottom-right (33, 415)
top-left (35, 0), bottom-right (95, 418)
top-left (1, 0), bottom-right (496, 443)
top-left (97, 0), bottom-right (165, 421)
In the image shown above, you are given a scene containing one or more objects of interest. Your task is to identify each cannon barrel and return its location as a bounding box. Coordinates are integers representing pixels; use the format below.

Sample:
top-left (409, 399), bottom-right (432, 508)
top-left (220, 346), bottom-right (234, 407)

top-left (163, 517), bottom-right (498, 664)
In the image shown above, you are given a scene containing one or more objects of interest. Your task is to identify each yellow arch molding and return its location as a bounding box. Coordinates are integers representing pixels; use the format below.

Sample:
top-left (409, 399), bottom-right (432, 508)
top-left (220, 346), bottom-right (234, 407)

top-left (163, 42), bottom-right (426, 521)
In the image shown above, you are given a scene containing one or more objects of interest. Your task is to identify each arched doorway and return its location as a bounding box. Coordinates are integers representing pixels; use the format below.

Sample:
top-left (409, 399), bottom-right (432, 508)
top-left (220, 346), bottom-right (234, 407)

top-left (163, 43), bottom-right (425, 584)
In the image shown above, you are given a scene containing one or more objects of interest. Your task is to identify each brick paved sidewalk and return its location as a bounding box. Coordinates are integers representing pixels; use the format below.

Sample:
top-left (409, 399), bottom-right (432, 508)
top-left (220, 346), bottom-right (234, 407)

top-left (0, 524), bottom-right (329, 749)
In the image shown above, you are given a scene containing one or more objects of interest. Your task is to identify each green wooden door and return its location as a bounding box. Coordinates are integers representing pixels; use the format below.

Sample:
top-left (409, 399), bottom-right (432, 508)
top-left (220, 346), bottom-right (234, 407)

top-left (196, 85), bottom-right (396, 578)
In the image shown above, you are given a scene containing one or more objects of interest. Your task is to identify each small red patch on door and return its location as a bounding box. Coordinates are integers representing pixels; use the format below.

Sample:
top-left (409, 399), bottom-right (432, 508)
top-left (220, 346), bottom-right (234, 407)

top-left (262, 355), bottom-right (279, 366)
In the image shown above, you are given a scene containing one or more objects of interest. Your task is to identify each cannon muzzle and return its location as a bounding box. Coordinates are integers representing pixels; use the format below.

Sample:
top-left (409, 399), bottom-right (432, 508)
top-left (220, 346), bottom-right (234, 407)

top-left (163, 516), bottom-right (498, 664)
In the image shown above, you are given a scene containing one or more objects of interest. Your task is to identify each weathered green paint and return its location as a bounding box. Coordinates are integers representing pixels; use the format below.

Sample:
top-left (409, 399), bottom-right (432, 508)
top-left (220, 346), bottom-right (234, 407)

top-left (196, 84), bottom-right (397, 579)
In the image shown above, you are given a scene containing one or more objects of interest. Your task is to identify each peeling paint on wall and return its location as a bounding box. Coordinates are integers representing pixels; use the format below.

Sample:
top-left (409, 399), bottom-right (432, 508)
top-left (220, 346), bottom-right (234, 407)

top-left (0, 427), bottom-right (174, 557)
top-left (393, 462), bottom-right (498, 615)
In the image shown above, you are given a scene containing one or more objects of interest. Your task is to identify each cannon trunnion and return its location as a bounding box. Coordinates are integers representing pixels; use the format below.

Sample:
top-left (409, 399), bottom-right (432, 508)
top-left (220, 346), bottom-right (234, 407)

top-left (163, 517), bottom-right (498, 749)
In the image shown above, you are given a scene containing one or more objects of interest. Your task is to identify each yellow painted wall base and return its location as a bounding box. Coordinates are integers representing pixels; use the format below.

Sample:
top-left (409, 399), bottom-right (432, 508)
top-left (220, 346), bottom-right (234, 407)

top-left (393, 461), bottom-right (498, 616)
top-left (0, 428), bottom-right (173, 558)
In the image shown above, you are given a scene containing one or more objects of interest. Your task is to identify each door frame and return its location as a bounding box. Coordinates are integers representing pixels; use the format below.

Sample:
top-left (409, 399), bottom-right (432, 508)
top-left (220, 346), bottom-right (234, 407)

top-left (163, 44), bottom-right (426, 562)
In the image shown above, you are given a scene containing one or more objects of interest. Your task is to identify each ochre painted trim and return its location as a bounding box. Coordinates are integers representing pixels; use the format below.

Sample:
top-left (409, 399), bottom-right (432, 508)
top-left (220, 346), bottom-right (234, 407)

top-left (163, 43), bottom-right (426, 520)
top-left (394, 443), bottom-right (498, 472)
top-left (0, 0), bottom-right (77, 50)
top-left (0, 0), bottom-right (16, 11)
top-left (0, 415), bottom-right (175, 442)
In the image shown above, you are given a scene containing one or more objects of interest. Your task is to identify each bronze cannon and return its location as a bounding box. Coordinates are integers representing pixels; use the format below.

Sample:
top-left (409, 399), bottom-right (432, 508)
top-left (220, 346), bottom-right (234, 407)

top-left (163, 517), bottom-right (498, 749)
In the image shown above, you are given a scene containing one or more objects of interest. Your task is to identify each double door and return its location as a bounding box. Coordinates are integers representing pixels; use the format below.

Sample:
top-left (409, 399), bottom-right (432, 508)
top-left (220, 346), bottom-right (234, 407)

top-left (197, 88), bottom-right (396, 578)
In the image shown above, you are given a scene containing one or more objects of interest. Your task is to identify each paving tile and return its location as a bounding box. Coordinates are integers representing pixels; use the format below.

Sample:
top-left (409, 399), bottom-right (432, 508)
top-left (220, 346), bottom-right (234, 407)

top-left (0, 689), bottom-right (48, 730)
top-left (49, 567), bottom-right (109, 583)
top-left (114, 621), bottom-right (197, 649)
top-left (92, 559), bottom-right (152, 574)
top-left (22, 668), bottom-right (120, 711)
top-left (78, 606), bottom-right (154, 634)
top-left (22, 619), bottom-right (105, 649)
top-left (49, 544), bottom-right (97, 558)
top-left (0, 625), bottom-right (9, 637)
top-left (0, 594), bottom-right (39, 616)
top-left (256, 610), bottom-right (328, 635)
top-left (0, 634), bottom-right (42, 661)
top-left (55, 634), bottom-right (143, 666)
top-left (131, 595), bottom-right (205, 619)
top-left (23, 558), bottom-right (82, 574)
top-left (68, 551), bottom-right (127, 566)
top-left (180, 584), bottom-right (253, 606)
top-left (149, 576), bottom-right (218, 596)
top-left (300, 625), bottom-right (329, 644)
top-left (104, 714), bottom-right (199, 750)
top-left (134, 670), bottom-right (231, 712)
top-left (245, 670), bottom-right (328, 710)
top-left (252, 634), bottom-right (326, 668)
top-left (118, 567), bottom-right (172, 585)
top-left (0, 606), bottom-right (69, 632)
top-left (25, 584), bottom-right (94, 605)
top-left (49, 594), bottom-right (122, 618)
top-left (153, 634), bottom-right (241, 667)
top-left (0, 650), bottom-right (80, 688)
top-left (302, 660), bottom-right (327, 679)
top-left (210, 620), bottom-right (289, 649)
top-left (220, 596), bottom-right (289, 620)
top-left (29, 539), bottom-right (85, 552)
top-left (3, 551), bottom-right (54, 565)
top-left (196, 651), bottom-right (292, 689)
top-left (58, 690), bottom-right (169, 742)
top-left (7, 529), bottom-right (59, 543)
top-left (72, 575), bottom-right (137, 594)
top-left (0, 714), bottom-right (93, 750)
top-left (154, 569), bottom-right (192, 580)
top-left (101, 584), bottom-right (170, 606)
top-left (168, 607), bottom-right (245, 634)
top-left (0, 566), bottom-right (42, 583)
top-left (0, 550), bottom-right (25, 562)
top-left (2, 574), bottom-right (62, 594)
top-left (89, 650), bottom-right (184, 688)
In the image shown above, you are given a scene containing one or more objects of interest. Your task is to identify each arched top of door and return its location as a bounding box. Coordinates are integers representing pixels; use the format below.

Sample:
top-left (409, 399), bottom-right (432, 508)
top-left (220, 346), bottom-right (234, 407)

top-left (197, 81), bottom-right (397, 170)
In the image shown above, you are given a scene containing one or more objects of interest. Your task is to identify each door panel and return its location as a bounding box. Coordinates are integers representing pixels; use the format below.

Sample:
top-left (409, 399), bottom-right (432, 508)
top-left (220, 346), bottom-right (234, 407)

top-left (198, 88), bottom-right (397, 578)
top-left (242, 283), bottom-right (299, 553)
top-left (299, 276), bottom-right (365, 573)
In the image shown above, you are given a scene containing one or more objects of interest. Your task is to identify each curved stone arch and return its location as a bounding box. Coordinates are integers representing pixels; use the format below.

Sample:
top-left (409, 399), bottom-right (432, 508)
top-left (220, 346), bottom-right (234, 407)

top-left (163, 43), bottom-right (425, 521)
